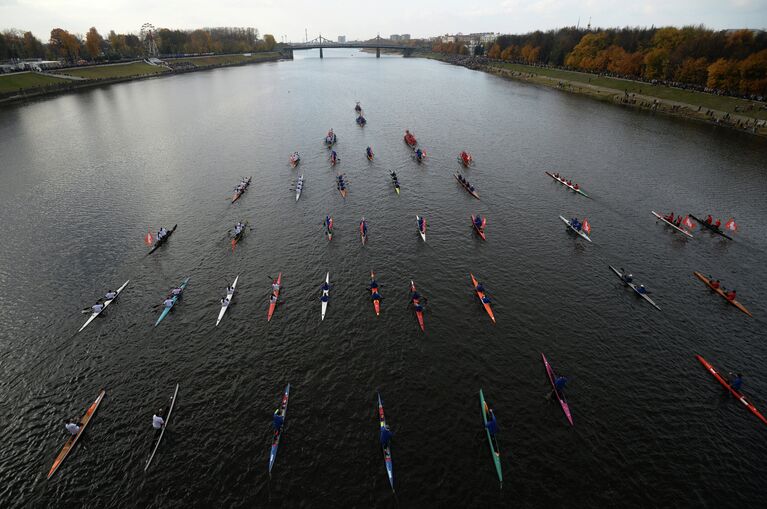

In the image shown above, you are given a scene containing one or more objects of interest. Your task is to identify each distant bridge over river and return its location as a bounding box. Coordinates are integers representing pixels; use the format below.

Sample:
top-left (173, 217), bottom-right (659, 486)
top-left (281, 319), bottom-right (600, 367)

top-left (282, 36), bottom-right (415, 58)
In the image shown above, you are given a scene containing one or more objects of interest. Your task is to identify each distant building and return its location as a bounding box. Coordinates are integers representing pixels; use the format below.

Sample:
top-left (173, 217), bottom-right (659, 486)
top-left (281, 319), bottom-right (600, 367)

top-left (390, 34), bottom-right (400, 41)
top-left (440, 34), bottom-right (455, 44)
top-left (401, 34), bottom-right (411, 41)
top-left (338, 35), bottom-right (346, 43)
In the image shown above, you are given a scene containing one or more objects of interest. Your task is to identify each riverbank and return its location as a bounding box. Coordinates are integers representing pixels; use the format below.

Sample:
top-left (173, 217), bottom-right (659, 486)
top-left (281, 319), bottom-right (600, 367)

top-left (0, 52), bottom-right (282, 105)
top-left (420, 52), bottom-right (767, 137)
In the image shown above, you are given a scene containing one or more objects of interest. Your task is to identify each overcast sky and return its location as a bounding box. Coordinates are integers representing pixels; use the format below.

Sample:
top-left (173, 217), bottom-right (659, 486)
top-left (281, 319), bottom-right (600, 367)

top-left (2, 0), bottom-right (765, 40)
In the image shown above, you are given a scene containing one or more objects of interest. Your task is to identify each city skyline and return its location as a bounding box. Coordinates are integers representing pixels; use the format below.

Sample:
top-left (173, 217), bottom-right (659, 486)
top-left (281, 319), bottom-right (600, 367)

top-left (1, 0), bottom-right (765, 42)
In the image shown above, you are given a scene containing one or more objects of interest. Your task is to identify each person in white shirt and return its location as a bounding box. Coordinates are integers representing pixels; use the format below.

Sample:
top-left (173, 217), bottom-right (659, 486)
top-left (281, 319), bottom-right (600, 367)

top-left (104, 290), bottom-right (117, 300)
top-left (152, 410), bottom-right (165, 430)
top-left (163, 298), bottom-right (174, 308)
top-left (91, 303), bottom-right (104, 314)
top-left (65, 421), bottom-right (80, 435)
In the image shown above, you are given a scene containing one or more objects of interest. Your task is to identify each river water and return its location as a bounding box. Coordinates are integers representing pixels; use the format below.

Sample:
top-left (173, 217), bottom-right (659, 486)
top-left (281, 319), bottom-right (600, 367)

top-left (1, 49), bottom-right (766, 507)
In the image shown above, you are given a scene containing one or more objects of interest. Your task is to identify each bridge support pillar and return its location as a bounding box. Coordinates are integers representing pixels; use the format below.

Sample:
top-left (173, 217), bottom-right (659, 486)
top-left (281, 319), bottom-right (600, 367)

top-left (320, 47), bottom-right (323, 59)
top-left (376, 47), bottom-right (380, 58)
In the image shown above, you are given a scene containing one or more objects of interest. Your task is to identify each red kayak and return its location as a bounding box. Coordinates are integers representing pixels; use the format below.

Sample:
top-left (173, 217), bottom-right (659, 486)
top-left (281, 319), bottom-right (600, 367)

top-left (471, 214), bottom-right (486, 240)
top-left (410, 280), bottom-right (424, 331)
top-left (696, 355), bottom-right (767, 426)
top-left (404, 130), bottom-right (417, 148)
top-left (267, 272), bottom-right (282, 321)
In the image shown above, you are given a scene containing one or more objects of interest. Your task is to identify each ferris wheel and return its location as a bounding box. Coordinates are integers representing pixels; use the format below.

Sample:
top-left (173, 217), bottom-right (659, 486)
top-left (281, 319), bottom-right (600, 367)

top-left (140, 23), bottom-right (159, 57)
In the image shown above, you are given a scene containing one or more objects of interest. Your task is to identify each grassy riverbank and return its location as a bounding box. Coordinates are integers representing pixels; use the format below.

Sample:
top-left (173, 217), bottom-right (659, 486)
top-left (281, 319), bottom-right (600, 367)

top-left (0, 72), bottom-right (71, 94)
top-left (56, 61), bottom-right (168, 79)
top-left (167, 52), bottom-right (280, 66)
top-left (420, 52), bottom-right (767, 133)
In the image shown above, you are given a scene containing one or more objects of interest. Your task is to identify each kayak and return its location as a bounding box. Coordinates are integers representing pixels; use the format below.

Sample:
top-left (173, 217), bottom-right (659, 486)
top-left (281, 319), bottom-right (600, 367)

top-left (690, 214), bottom-right (733, 240)
top-left (693, 272), bottom-right (752, 317)
top-left (269, 383), bottom-right (291, 474)
top-left (608, 265), bottom-right (661, 311)
top-left (147, 224), bottom-right (178, 255)
top-left (410, 280), bottom-right (425, 331)
top-left (695, 355), bottom-right (767, 426)
top-left (144, 383), bottom-right (179, 471)
top-left (542, 353), bottom-right (573, 425)
top-left (325, 132), bottom-right (337, 146)
top-left (470, 273), bottom-right (496, 323)
top-left (232, 177), bottom-right (252, 203)
top-left (390, 172), bottom-right (400, 195)
top-left (559, 216), bottom-right (592, 242)
top-left (267, 272), bottom-right (282, 322)
top-left (544, 171), bottom-right (589, 198)
top-left (404, 131), bottom-right (417, 148)
top-left (458, 152), bottom-right (473, 167)
top-left (78, 280), bottom-right (130, 333)
top-left (454, 173), bottom-right (480, 199)
top-left (471, 215), bottom-right (486, 241)
top-left (321, 272), bottom-right (329, 321)
top-left (289, 153), bottom-right (300, 167)
top-left (416, 215), bottom-right (426, 242)
top-left (479, 389), bottom-right (502, 487)
top-left (377, 392), bottom-right (395, 491)
top-left (651, 211), bottom-right (694, 238)
top-left (360, 217), bottom-right (368, 245)
top-left (367, 149), bottom-right (374, 161)
top-left (324, 216), bottom-right (333, 241)
top-left (231, 221), bottom-right (248, 251)
top-left (356, 115), bottom-right (366, 126)
top-left (295, 174), bottom-right (304, 202)
top-left (370, 271), bottom-right (381, 316)
top-left (47, 389), bottom-right (106, 479)
top-left (155, 277), bottom-right (190, 327)
top-left (216, 275), bottom-right (239, 326)
top-left (336, 175), bottom-right (347, 198)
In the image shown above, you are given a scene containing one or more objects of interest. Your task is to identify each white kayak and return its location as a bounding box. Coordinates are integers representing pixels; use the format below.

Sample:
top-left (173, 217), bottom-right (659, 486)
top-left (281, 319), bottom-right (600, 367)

top-left (78, 280), bottom-right (130, 333)
top-left (321, 272), bottom-right (330, 320)
top-left (559, 216), bottom-right (592, 243)
top-left (416, 215), bottom-right (426, 242)
top-left (651, 211), bottom-right (693, 238)
top-left (216, 275), bottom-right (239, 326)
top-left (608, 265), bottom-right (661, 310)
top-left (296, 175), bottom-right (304, 202)
top-left (144, 383), bottom-right (179, 471)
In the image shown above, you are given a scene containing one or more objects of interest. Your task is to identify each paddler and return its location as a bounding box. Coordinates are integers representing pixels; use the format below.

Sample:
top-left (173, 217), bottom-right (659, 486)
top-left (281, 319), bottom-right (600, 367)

top-left (550, 376), bottom-right (568, 399)
top-left (705, 215), bottom-right (713, 224)
top-left (163, 297), bottom-right (175, 308)
top-left (665, 212), bottom-right (674, 222)
top-left (86, 302), bottom-right (104, 314)
top-left (170, 286), bottom-right (183, 298)
top-left (380, 424), bottom-right (393, 448)
top-left (361, 220), bottom-right (368, 236)
top-left (64, 419), bottom-right (81, 436)
top-left (475, 282), bottom-right (486, 293)
top-left (104, 289), bottom-right (117, 301)
top-left (485, 406), bottom-right (498, 437)
top-left (320, 280), bottom-right (330, 292)
top-left (152, 409), bottom-right (165, 430)
top-left (574, 183), bottom-right (580, 190)
top-left (366, 146), bottom-right (373, 158)
top-left (725, 289), bottom-right (737, 301)
top-left (272, 280), bottom-right (281, 293)
top-left (273, 409), bottom-right (284, 431)
top-left (417, 217), bottom-right (425, 231)
top-left (637, 284), bottom-right (648, 294)
top-left (415, 148), bottom-right (423, 160)
top-left (714, 219), bottom-right (721, 229)
top-left (729, 373), bottom-right (743, 391)
top-left (474, 216), bottom-right (483, 229)
top-left (710, 278), bottom-right (721, 289)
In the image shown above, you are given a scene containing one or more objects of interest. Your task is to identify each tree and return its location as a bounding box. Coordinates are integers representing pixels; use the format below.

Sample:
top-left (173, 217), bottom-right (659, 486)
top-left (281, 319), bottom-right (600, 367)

top-left (22, 31), bottom-right (44, 58)
top-left (263, 34), bottom-right (276, 51)
top-left (85, 27), bottom-right (103, 60)
top-left (50, 28), bottom-right (81, 62)
top-left (565, 32), bottom-right (608, 68)
top-left (643, 48), bottom-right (670, 79)
top-left (674, 57), bottom-right (708, 85)
top-left (739, 49), bottom-right (767, 95)
top-left (487, 43), bottom-right (501, 59)
top-left (707, 58), bottom-right (741, 92)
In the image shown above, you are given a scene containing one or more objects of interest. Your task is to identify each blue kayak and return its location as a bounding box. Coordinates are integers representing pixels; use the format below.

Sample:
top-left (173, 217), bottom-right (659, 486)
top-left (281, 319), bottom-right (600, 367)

top-left (155, 277), bottom-right (190, 327)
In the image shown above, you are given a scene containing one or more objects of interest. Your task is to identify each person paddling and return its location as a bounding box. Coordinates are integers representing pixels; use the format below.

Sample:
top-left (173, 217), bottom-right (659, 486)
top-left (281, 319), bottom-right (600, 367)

top-left (152, 409), bottom-right (166, 430)
top-left (725, 289), bottom-right (737, 301)
top-left (273, 409), bottom-right (284, 431)
top-left (620, 269), bottom-right (633, 284)
top-left (729, 373), bottom-right (743, 391)
top-left (380, 424), bottom-right (393, 448)
top-left (163, 297), bottom-right (175, 308)
top-left (87, 302), bottom-right (104, 314)
top-left (64, 419), bottom-right (80, 436)
top-left (104, 289), bottom-right (117, 301)
top-left (485, 406), bottom-right (498, 437)
top-left (550, 376), bottom-right (568, 399)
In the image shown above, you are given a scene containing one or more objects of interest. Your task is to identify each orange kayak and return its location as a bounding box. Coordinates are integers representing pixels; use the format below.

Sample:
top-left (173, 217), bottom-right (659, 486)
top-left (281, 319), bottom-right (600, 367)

top-left (693, 272), bottom-right (752, 317)
top-left (470, 273), bottom-right (496, 323)
top-left (48, 389), bottom-right (106, 479)
top-left (267, 272), bottom-right (282, 321)
top-left (370, 271), bottom-right (381, 316)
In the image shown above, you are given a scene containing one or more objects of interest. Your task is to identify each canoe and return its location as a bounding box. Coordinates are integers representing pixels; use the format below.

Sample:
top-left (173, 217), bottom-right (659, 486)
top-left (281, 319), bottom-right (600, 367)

top-left (377, 392), bottom-right (395, 491)
top-left (269, 383), bottom-right (291, 473)
top-left (325, 217), bottom-right (333, 241)
top-left (471, 215), bottom-right (486, 241)
top-left (695, 355), bottom-right (767, 426)
top-left (390, 172), bottom-right (400, 195)
top-left (470, 273), bottom-right (496, 323)
top-left (155, 277), bottom-right (190, 327)
top-left (231, 221), bottom-right (248, 251)
top-left (410, 280), bottom-right (425, 331)
top-left (47, 389), bottom-right (106, 479)
top-left (689, 214), bottom-right (733, 240)
top-left (144, 383), bottom-right (179, 471)
top-left (336, 175), bottom-right (347, 198)
top-left (216, 275), bottom-right (239, 326)
top-left (608, 265), bottom-right (661, 311)
top-left (370, 271), bottom-right (381, 316)
top-left (232, 177), bottom-right (252, 203)
top-left (416, 215), bottom-right (426, 242)
top-left (147, 224), bottom-right (178, 255)
top-left (295, 174), bottom-right (304, 202)
top-left (321, 272), bottom-right (329, 321)
top-left (360, 218), bottom-right (368, 245)
top-left (479, 389), bottom-right (502, 487)
top-left (267, 272), bottom-right (282, 322)
top-left (458, 153), bottom-right (473, 167)
top-left (542, 353), bottom-right (573, 425)
top-left (544, 171), bottom-right (589, 198)
top-left (559, 215), bottom-right (592, 242)
top-left (454, 173), bottom-right (480, 199)
top-left (693, 272), bottom-right (752, 317)
top-left (651, 211), bottom-right (694, 238)
top-left (78, 280), bottom-right (130, 333)
top-left (404, 132), bottom-right (417, 148)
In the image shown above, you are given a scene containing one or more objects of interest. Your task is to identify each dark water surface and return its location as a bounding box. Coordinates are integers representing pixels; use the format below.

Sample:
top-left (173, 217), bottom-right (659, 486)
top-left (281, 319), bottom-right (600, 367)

top-left (1, 49), bottom-right (766, 507)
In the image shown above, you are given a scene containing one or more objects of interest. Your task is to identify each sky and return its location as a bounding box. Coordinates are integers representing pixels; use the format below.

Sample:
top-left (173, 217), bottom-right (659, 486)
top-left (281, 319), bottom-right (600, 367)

top-left (1, 0), bottom-right (765, 41)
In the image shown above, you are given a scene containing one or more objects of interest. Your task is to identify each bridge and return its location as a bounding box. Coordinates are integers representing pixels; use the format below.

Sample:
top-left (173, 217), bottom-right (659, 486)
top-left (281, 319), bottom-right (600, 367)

top-left (282, 35), bottom-right (415, 58)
